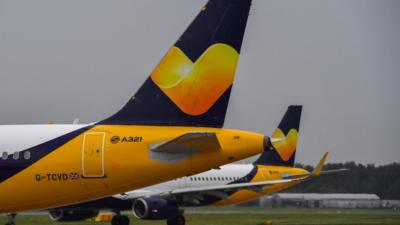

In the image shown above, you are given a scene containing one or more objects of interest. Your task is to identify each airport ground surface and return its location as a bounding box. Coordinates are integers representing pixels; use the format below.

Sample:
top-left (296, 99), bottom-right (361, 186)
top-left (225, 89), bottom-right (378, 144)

top-left (2, 208), bottom-right (400, 225)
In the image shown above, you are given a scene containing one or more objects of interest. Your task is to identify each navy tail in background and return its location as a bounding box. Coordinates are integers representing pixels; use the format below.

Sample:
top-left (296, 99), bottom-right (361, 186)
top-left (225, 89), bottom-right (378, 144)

top-left (254, 106), bottom-right (303, 167)
top-left (100, 0), bottom-right (253, 127)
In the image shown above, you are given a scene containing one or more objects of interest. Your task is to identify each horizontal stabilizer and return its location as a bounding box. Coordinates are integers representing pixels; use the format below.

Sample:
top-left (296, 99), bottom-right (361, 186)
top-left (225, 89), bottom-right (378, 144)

top-left (151, 132), bottom-right (220, 153)
top-left (150, 132), bottom-right (220, 164)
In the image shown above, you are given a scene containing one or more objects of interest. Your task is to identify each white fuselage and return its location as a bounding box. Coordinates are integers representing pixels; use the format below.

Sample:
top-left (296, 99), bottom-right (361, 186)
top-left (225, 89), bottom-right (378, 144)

top-left (0, 124), bottom-right (88, 159)
top-left (114, 164), bottom-right (256, 199)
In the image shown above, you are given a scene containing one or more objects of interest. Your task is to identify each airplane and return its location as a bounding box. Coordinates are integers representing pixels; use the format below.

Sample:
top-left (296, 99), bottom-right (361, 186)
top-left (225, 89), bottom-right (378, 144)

top-left (45, 106), bottom-right (342, 225)
top-left (0, 0), bottom-right (274, 224)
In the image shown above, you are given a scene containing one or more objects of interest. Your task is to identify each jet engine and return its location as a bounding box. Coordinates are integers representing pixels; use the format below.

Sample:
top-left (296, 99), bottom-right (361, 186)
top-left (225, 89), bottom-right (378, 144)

top-left (48, 209), bottom-right (99, 221)
top-left (132, 198), bottom-right (181, 220)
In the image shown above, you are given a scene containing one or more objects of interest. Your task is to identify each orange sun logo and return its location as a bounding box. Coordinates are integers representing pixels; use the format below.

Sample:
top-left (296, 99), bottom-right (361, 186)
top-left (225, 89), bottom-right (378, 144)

top-left (150, 44), bottom-right (239, 116)
top-left (271, 128), bottom-right (298, 161)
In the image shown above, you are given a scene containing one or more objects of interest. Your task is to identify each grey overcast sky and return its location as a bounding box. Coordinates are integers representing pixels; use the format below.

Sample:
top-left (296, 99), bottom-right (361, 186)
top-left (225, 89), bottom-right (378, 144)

top-left (0, 0), bottom-right (399, 165)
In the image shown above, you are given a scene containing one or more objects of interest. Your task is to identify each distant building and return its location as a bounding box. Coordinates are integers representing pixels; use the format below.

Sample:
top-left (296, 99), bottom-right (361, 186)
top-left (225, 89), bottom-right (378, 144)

top-left (381, 200), bottom-right (400, 209)
top-left (259, 193), bottom-right (382, 209)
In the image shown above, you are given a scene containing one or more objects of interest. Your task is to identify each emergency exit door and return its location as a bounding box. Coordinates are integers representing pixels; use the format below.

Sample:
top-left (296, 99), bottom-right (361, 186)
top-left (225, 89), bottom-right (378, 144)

top-left (82, 132), bottom-right (105, 178)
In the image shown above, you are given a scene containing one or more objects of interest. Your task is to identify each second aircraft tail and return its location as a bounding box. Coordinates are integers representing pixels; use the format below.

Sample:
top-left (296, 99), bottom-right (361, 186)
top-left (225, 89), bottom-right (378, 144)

top-left (254, 105), bottom-right (303, 167)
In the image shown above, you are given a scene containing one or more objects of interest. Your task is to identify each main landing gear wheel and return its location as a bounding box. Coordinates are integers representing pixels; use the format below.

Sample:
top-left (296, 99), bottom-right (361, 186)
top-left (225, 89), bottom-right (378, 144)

top-left (111, 215), bottom-right (130, 225)
top-left (5, 213), bottom-right (16, 225)
top-left (167, 215), bottom-right (185, 225)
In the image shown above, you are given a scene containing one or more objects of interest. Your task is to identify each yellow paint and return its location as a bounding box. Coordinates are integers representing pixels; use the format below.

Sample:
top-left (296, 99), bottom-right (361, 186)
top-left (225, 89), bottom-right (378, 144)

top-left (95, 212), bottom-right (113, 222)
top-left (82, 132), bottom-right (105, 178)
top-left (211, 165), bottom-right (308, 206)
top-left (0, 125), bottom-right (264, 213)
top-left (151, 44), bottom-right (239, 115)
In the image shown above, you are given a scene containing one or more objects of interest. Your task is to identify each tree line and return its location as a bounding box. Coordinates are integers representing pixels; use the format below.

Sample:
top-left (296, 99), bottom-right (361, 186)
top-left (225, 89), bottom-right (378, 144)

top-left (288, 162), bottom-right (400, 200)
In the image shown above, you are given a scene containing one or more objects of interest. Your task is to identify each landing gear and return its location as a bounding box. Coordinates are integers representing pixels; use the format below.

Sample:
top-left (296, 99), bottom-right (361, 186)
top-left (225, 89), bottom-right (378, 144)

top-left (167, 215), bottom-right (185, 225)
top-left (111, 214), bottom-right (130, 225)
top-left (5, 213), bottom-right (16, 225)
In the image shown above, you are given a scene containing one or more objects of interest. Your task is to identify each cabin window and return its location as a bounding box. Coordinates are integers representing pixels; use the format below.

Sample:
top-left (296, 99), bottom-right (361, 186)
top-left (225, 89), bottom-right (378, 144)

top-left (1, 152), bottom-right (8, 160)
top-left (24, 151), bottom-right (31, 160)
top-left (12, 152), bottom-right (19, 160)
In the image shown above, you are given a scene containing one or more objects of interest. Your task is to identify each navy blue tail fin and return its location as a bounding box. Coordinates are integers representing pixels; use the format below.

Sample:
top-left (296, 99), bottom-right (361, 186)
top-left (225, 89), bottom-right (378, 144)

top-left (100, 0), bottom-right (253, 127)
top-left (254, 105), bottom-right (303, 167)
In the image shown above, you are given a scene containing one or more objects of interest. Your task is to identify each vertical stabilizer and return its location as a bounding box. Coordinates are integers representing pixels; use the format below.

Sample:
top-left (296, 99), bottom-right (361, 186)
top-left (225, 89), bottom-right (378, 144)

top-left (100, 0), bottom-right (253, 127)
top-left (254, 106), bottom-right (302, 167)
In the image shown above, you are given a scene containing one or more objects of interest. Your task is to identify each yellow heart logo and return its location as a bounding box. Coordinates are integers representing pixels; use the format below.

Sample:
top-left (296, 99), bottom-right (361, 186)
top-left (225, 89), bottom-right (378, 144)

top-left (271, 128), bottom-right (298, 161)
top-left (150, 44), bottom-right (239, 116)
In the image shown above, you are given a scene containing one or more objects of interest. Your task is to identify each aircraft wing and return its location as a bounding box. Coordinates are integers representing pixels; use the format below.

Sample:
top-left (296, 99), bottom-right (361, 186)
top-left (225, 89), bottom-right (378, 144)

top-left (113, 179), bottom-right (298, 203)
top-left (162, 179), bottom-right (301, 205)
top-left (281, 152), bottom-right (349, 180)
top-left (164, 179), bottom-right (296, 195)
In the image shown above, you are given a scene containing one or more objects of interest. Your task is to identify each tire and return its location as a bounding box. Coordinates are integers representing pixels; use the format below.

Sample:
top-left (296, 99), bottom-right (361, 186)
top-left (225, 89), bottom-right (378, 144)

top-left (111, 215), bottom-right (130, 225)
top-left (167, 215), bottom-right (185, 225)
top-left (120, 215), bottom-right (130, 225)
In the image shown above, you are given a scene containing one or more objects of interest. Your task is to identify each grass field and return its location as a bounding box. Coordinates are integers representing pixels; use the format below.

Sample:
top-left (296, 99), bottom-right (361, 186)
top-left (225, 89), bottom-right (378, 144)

top-left (1, 208), bottom-right (399, 225)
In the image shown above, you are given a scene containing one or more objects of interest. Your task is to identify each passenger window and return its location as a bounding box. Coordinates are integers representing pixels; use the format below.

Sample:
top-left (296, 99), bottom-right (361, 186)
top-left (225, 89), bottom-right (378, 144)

top-left (13, 152), bottom-right (19, 160)
top-left (24, 151), bottom-right (31, 160)
top-left (2, 152), bottom-right (8, 160)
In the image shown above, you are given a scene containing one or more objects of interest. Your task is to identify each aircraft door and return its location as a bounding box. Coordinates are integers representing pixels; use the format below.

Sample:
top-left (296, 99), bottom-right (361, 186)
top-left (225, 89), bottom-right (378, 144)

top-left (82, 132), bottom-right (106, 178)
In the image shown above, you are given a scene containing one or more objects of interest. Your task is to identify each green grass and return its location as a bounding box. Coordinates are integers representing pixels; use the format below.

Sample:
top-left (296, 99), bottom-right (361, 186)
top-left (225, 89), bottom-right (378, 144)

top-left (1, 208), bottom-right (400, 225)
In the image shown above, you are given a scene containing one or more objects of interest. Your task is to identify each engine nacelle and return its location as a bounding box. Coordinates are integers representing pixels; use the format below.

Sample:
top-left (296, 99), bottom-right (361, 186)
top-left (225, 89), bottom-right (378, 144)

top-left (132, 198), bottom-right (180, 220)
top-left (48, 209), bottom-right (99, 222)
